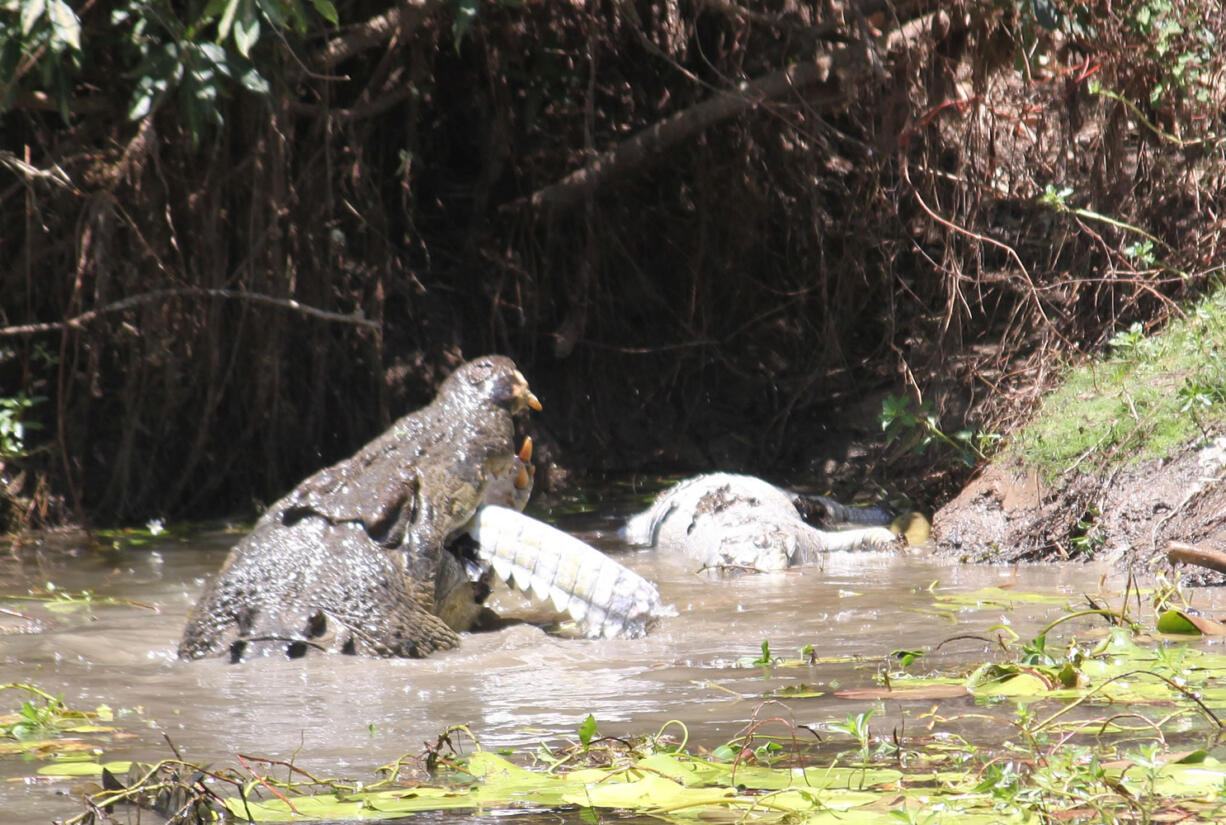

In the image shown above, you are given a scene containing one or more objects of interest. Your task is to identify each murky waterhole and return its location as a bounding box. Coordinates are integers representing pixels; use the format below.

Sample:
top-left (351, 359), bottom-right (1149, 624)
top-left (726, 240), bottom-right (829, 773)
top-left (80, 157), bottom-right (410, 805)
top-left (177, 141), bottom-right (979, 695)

top-left (2, 487), bottom-right (1211, 823)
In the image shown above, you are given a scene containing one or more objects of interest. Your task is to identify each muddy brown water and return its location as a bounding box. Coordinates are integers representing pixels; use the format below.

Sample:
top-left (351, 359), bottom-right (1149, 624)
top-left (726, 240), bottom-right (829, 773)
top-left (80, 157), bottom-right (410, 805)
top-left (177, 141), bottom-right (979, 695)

top-left (0, 488), bottom-right (1201, 824)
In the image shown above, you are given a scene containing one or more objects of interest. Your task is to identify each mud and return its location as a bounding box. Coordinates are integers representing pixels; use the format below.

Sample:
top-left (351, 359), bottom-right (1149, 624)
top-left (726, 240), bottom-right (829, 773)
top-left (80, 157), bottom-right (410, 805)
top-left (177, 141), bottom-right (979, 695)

top-left (933, 435), bottom-right (1226, 584)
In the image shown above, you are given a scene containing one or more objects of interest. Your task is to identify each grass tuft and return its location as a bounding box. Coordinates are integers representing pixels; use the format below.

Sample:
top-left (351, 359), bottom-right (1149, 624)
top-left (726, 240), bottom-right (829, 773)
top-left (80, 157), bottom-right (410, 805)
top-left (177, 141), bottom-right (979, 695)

top-left (1013, 283), bottom-right (1226, 479)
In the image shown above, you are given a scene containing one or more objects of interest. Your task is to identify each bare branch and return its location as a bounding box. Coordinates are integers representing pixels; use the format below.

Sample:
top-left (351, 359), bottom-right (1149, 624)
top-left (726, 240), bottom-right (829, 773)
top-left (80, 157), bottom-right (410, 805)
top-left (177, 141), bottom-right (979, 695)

top-left (0, 150), bottom-right (74, 189)
top-left (522, 57), bottom-right (839, 210)
top-left (316, 0), bottom-right (435, 70)
top-left (517, 8), bottom-right (946, 211)
top-left (0, 287), bottom-right (379, 337)
top-left (289, 86), bottom-right (415, 122)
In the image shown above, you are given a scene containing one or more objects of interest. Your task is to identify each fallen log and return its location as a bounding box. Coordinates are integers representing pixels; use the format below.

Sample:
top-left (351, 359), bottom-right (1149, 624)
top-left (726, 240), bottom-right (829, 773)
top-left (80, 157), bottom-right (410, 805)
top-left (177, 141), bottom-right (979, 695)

top-left (523, 57), bottom-right (838, 210)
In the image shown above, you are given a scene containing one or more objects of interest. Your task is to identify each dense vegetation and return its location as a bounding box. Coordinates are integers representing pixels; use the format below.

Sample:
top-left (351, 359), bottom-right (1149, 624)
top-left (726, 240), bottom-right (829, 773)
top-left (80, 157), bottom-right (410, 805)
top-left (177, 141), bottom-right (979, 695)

top-left (1, 0), bottom-right (1222, 529)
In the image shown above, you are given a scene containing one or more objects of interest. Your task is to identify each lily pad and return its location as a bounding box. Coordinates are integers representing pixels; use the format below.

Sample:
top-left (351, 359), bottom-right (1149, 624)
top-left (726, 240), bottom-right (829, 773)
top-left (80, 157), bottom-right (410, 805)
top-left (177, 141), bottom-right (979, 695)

top-left (37, 759), bottom-right (132, 777)
top-left (0, 738), bottom-right (99, 757)
top-left (1156, 608), bottom-right (1226, 635)
top-left (834, 683), bottom-right (969, 701)
top-left (966, 665), bottom-right (1054, 697)
top-left (935, 586), bottom-right (1073, 610)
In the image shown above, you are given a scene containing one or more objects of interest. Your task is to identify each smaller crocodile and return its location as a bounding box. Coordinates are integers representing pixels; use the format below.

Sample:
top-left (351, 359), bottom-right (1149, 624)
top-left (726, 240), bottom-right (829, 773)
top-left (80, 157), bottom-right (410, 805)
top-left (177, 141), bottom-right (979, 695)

top-left (623, 473), bottom-right (910, 573)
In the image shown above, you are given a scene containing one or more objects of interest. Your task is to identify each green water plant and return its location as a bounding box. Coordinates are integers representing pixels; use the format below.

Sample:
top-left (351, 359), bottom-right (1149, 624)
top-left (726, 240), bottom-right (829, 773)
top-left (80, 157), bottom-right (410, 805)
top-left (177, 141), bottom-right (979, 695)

top-left (1, 584), bottom-right (156, 617)
top-left (1, 684), bottom-right (75, 740)
top-left (36, 581), bottom-right (1226, 824)
top-left (0, 684), bottom-right (118, 758)
top-left (577, 714), bottom-right (598, 749)
top-left (880, 394), bottom-right (992, 468)
top-left (47, 700), bottom-right (1226, 825)
top-left (826, 710), bottom-right (875, 763)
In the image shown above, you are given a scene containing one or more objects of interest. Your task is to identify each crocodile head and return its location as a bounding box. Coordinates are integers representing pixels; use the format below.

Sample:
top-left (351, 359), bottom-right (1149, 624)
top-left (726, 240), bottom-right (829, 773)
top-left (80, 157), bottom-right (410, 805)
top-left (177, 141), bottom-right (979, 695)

top-left (440, 354), bottom-right (542, 416)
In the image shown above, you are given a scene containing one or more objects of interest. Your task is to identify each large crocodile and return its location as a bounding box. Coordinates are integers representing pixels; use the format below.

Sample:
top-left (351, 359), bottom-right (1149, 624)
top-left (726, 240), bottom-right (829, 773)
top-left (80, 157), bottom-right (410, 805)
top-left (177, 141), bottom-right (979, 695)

top-left (623, 473), bottom-right (910, 573)
top-left (179, 355), bottom-right (664, 661)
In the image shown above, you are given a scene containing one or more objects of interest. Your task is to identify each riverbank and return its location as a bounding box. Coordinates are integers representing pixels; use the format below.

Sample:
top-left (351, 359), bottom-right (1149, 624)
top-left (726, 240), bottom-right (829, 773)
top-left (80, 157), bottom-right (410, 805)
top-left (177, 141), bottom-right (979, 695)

top-left (934, 283), bottom-right (1226, 579)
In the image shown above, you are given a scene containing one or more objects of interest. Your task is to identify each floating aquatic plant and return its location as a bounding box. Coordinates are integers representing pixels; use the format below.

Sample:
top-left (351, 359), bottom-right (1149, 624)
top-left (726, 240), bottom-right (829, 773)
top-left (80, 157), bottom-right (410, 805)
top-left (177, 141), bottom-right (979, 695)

top-left (28, 578), bottom-right (1226, 824)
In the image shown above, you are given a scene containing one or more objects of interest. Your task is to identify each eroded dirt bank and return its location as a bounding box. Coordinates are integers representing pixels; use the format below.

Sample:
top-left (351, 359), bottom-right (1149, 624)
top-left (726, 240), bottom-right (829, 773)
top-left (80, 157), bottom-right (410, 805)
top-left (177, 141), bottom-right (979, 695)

top-left (933, 435), bottom-right (1226, 584)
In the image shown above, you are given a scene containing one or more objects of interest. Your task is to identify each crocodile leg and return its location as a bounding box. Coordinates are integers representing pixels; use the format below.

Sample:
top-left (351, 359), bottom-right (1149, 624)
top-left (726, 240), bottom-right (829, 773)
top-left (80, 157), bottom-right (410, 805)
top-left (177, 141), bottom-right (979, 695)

top-left (466, 504), bottom-right (669, 639)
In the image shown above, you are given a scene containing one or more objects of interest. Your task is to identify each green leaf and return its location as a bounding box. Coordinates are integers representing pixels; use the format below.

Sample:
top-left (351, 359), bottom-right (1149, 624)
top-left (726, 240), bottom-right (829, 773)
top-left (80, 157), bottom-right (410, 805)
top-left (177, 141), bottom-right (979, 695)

top-left (578, 713), bottom-right (597, 748)
top-left (234, 18), bottom-right (259, 57)
top-left (560, 771), bottom-right (731, 810)
top-left (966, 663), bottom-right (1052, 697)
top-left (934, 586), bottom-right (1072, 609)
top-left (37, 760), bottom-right (131, 777)
top-left (254, 0), bottom-right (289, 30)
top-left (1155, 609), bottom-right (1226, 635)
top-left (0, 738), bottom-right (100, 756)
top-left (128, 89), bottom-right (155, 120)
top-left (215, 0), bottom-right (240, 42)
top-left (21, 0), bottom-right (45, 36)
top-left (1174, 749), bottom-right (1209, 764)
top-left (892, 649), bottom-right (924, 668)
top-left (47, 0), bottom-right (79, 51)
top-left (1156, 609), bottom-right (1199, 634)
top-left (237, 66), bottom-right (270, 95)
top-left (452, 0), bottom-right (479, 52)
top-left (310, 0), bottom-right (338, 25)
top-left (234, 0), bottom-right (259, 57)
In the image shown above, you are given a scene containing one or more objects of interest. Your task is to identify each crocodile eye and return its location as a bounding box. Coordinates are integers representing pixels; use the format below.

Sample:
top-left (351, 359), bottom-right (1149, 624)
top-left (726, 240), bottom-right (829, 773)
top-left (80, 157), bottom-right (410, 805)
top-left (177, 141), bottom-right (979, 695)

top-left (489, 371), bottom-right (516, 401)
top-left (469, 359), bottom-right (494, 376)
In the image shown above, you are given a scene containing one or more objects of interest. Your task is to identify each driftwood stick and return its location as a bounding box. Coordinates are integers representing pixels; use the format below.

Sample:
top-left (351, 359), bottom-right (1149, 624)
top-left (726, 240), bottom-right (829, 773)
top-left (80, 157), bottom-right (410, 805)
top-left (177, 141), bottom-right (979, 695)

top-left (1167, 541), bottom-right (1226, 576)
top-left (0, 287), bottom-right (379, 337)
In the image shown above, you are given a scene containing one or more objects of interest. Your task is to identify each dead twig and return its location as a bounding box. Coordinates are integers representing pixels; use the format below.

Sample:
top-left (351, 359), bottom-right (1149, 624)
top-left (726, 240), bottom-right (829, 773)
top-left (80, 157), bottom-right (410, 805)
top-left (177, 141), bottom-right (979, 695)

top-left (0, 287), bottom-right (379, 337)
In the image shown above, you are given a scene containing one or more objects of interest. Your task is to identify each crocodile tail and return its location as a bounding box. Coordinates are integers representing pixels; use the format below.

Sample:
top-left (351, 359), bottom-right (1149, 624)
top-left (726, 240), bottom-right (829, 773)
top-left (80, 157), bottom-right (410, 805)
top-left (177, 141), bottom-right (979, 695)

top-left (467, 505), bottom-right (669, 639)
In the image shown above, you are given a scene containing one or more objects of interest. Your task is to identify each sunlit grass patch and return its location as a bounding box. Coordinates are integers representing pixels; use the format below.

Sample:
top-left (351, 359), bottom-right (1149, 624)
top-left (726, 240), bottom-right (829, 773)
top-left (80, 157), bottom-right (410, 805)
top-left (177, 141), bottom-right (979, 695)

top-left (1014, 283), bottom-right (1226, 478)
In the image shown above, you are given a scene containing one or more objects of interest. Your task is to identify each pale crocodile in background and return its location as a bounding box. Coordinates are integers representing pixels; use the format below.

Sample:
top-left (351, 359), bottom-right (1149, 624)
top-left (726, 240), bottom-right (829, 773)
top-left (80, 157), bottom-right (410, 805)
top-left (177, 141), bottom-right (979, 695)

top-left (624, 473), bottom-right (920, 574)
